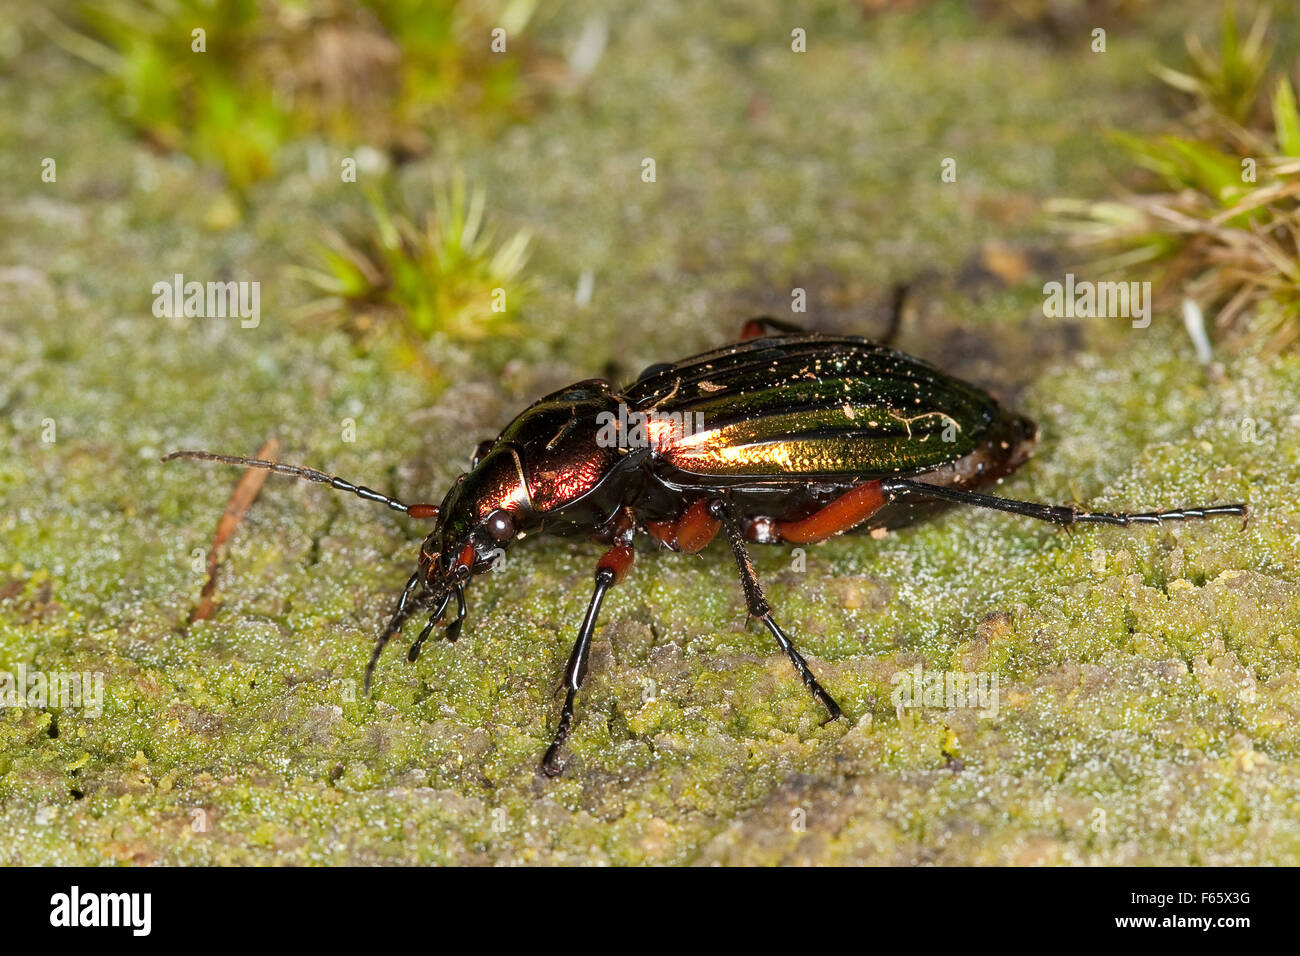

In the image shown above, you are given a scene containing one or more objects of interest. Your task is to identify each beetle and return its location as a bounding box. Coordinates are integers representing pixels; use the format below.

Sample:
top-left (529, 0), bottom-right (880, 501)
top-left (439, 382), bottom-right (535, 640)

top-left (166, 318), bottom-right (1248, 775)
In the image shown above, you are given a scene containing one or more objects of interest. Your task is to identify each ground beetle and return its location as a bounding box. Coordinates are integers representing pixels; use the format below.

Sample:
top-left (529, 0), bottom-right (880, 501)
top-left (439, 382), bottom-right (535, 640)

top-left (167, 318), bottom-right (1248, 775)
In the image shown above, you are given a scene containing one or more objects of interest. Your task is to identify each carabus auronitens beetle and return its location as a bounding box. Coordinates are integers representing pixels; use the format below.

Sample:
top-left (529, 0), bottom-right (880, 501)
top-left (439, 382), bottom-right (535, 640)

top-left (167, 318), bottom-right (1248, 775)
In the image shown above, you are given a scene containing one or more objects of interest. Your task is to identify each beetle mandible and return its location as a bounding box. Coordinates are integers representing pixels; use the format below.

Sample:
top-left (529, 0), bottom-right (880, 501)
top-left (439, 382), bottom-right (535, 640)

top-left (166, 318), bottom-right (1248, 775)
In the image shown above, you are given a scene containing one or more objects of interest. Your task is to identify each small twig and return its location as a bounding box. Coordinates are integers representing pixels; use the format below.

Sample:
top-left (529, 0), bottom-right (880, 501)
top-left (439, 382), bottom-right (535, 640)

top-left (191, 438), bottom-right (281, 624)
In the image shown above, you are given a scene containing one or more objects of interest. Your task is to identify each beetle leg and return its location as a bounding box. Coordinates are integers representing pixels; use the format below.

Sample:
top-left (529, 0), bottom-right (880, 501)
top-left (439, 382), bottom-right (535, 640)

top-left (708, 499), bottom-right (844, 723)
top-left (881, 479), bottom-right (1249, 528)
top-left (676, 498), bottom-right (721, 553)
top-left (773, 481), bottom-right (886, 544)
top-left (645, 519), bottom-right (679, 549)
top-left (444, 584), bottom-right (468, 642)
top-left (365, 572), bottom-right (429, 694)
top-left (541, 541), bottom-right (634, 776)
top-left (540, 570), bottom-right (612, 776)
top-left (738, 286), bottom-right (910, 346)
top-left (879, 282), bottom-right (911, 347)
top-left (406, 588), bottom-right (455, 663)
top-left (634, 361), bottom-right (676, 384)
top-left (642, 499), bottom-right (720, 552)
top-left (740, 315), bottom-right (806, 340)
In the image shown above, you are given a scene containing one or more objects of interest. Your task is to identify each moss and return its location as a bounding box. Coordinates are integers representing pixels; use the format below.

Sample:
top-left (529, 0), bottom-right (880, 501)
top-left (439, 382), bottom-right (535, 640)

top-left (1, 0), bottom-right (1299, 865)
top-left (36, 0), bottom-right (542, 191)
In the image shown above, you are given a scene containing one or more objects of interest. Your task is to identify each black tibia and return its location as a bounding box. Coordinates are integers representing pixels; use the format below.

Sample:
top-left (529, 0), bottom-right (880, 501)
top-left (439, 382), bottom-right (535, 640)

top-left (541, 567), bottom-right (616, 776)
top-left (882, 479), bottom-right (1249, 528)
top-left (707, 499), bottom-right (844, 722)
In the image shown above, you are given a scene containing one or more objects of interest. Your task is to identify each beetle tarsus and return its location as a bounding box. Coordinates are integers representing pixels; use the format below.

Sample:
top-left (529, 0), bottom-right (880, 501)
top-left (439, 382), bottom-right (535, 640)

top-left (761, 613), bottom-right (844, 722)
top-left (541, 689), bottom-right (578, 777)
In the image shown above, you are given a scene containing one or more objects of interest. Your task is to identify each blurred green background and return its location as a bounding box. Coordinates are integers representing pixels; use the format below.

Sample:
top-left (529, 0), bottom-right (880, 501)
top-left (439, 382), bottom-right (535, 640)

top-left (2, 0), bottom-right (1300, 864)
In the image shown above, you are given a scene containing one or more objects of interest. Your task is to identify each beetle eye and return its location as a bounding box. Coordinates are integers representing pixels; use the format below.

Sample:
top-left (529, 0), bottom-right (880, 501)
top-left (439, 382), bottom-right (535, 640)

top-left (484, 509), bottom-right (514, 542)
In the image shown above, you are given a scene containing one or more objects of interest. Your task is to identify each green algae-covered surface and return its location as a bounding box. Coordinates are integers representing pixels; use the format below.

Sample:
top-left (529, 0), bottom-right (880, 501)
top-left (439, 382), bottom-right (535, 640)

top-left (3, 1), bottom-right (1300, 865)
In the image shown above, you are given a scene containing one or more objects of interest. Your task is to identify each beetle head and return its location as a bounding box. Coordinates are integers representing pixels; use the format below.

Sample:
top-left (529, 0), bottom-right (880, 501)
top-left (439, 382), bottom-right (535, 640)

top-left (419, 444), bottom-right (536, 592)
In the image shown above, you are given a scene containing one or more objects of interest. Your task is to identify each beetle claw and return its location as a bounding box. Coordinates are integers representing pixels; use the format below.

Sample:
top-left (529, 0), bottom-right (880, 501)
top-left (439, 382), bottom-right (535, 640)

top-left (819, 706), bottom-right (843, 727)
top-left (407, 618), bottom-right (439, 663)
top-left (539, 751), bottom-right (565, 777)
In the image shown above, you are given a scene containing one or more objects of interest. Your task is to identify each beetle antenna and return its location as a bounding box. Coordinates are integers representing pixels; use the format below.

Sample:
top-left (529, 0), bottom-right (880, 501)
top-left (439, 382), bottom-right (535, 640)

top-left (163, 449), bottom-right (440, 519)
